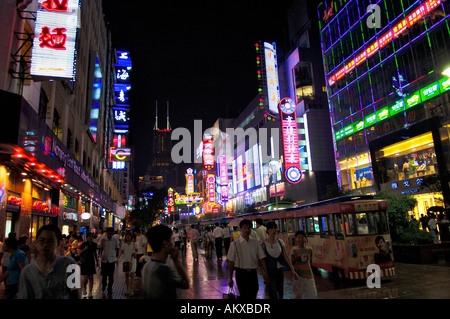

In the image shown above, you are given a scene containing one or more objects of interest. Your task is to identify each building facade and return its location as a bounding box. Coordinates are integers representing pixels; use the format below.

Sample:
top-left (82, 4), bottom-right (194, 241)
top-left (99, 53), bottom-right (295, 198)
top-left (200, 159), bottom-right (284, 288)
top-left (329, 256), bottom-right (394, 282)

top-left (319, 0), bottom-right (450, 218)
top-left (0, 0), bottom-right (127, 240)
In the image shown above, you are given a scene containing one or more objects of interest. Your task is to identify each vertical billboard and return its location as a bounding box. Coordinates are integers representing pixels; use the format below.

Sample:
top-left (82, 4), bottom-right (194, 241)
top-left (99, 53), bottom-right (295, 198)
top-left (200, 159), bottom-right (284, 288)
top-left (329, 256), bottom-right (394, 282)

top-left (30, 0), bottom-right (80, 80)
top-left (203, 138), bottom-right (215, 170)
top-left (264, 42), bottom-right (281, 115)
top-left (279, 98), bottom-right (302, 184)
top-left (217, 156), bottom-right (229, 204)
top-left (185, 168), bottom-right (194, 194)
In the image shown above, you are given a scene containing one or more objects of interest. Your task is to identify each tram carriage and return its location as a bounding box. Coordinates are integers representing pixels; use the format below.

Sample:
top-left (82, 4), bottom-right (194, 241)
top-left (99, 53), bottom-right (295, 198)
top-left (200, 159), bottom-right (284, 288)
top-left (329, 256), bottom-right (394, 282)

top-left (230, 195), bottom-right (395, 280)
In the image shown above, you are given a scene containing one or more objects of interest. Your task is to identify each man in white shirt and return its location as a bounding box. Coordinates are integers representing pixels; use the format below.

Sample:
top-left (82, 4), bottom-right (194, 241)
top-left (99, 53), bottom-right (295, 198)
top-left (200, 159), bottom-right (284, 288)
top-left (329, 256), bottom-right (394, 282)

top-left (213, 223), bottom-right (224, 259)
top-left (428, 214), bottom-right (439, 244)
top-left (98, 227), bottom-right (120, 296)
top-left (222, 223), bottom-right (232, 256)
top-left (134, 227), bottom-right (147, 278)
top-left (227, 219), bottom-right (269, 299)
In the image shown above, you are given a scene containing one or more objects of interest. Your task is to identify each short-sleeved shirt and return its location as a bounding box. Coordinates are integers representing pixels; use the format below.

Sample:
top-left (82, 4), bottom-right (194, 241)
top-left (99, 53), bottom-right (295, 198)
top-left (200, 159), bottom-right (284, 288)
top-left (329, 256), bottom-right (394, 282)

top-left (227, 236), bottom-right (266, 269)
top-left (213, 227), bottom-right (223, 239)
top-left (188, 229), bottom-right (199, 240)
top-left (99, 236), bottom-right (120, 263)
top-left (291, 246), bottom-right (314, 279)
top-left (17, 255), bottom-right (77, 299)
top-left (136, 234), bottom-right (148, 255)
top-left (8, 249), bottom-right (28, 285)
top-left (142, 260), bottom-right (184, 299)
top-left (222, 227), bottom-right (231, 239)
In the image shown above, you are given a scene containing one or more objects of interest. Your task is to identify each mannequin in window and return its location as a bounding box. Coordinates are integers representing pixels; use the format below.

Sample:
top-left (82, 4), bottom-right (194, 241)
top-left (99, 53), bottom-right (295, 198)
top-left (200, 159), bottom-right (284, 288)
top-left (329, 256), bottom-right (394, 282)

top-left (402, 158), bottom-right (409, 180)
top-left (393, 163), bottom-right (399, 181)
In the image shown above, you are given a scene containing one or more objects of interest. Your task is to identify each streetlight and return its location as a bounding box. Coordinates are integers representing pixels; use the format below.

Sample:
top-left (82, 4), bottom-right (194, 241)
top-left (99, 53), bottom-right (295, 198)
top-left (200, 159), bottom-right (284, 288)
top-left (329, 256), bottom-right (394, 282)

top-left (442, 66), bottom-right (450, 78)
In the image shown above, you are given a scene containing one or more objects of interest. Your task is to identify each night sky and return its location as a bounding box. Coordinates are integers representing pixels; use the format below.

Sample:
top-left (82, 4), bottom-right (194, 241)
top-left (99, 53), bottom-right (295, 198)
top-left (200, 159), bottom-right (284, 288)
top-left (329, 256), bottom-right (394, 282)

top-left (102, 0), bottom-right (293, 185)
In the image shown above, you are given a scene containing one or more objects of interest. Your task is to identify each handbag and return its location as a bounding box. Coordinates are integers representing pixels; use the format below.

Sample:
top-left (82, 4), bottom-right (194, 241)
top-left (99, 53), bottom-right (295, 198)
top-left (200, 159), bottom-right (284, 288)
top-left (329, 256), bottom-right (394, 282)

top-left (123, 261), bottom-right (131, 272)
top-left (223, 287), bottom-right (237, 299)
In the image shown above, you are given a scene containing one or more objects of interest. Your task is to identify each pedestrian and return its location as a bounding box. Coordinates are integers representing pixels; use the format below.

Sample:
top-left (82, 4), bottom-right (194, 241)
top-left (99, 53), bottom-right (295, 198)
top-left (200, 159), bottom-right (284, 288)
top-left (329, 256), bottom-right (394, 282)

top-left (222, 223), bottom-right (232, 256)
top-left (0, 237), bottom-right (28, 299)
top-left (117, 232), bottom-right (137, 297)
top-left (420, 214), bottom-right (428, 231)
top-left (66, 233), bottom-right (79, 262)
top-left (172, 227), bottom-right (181, 249)
top-left (188, 225), bottom-right (200, 262)
top-left (134, 227), bottom-right (147, 279)
top-left (98, 227), bottom-right (120, 297)
top-left (213, 223), bottom-right (224, 259)
top-left (142, 225), bottom-right (189, 299)
top-left (231, 226), bottom-right (240, 241)
top-left (18, 235), bottom-right (31, 263)
top-left (78, 233), bottom-right (98, 299)
top-left (290, 230), bottom-right (318, 299)
top-left (0, 232), bottom-right (16, 289)
top-left (17, 224), bottom-right (80, 299)
top-left (428, 214), bottom-right (440, 244)
top-left (227, 219), bottom-right (269, 299)
top-left (202, 226), bottom-right (214, 260)
top-left (180, 227), bottom-right (188, 255)
top-left (261, 222), bottom-right (298, 299)
top-left (255, 218), bottom-right (268, 242)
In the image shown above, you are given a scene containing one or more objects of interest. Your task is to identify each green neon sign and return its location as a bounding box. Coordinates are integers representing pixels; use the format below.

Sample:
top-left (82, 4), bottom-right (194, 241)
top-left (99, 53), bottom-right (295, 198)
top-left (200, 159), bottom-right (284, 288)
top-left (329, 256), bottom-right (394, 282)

top-left (406, 91), bottom-right (421, 109)
top-left (344, 124), bottom-right (354, 136)
top-left (439, 77), bottom-right (450, 94)
top-left (365, 113), bottom-right (376, 127)
top-left (390, 100), bottom-right (404, 116)
top-left (377, 107), bottom-right (389, 121)
top-left (354, 120), bottom-right (365, 132)
top-left (420, 81), bottom-right (439, 102)
top-left (335, 129), bottom-right (344, 141)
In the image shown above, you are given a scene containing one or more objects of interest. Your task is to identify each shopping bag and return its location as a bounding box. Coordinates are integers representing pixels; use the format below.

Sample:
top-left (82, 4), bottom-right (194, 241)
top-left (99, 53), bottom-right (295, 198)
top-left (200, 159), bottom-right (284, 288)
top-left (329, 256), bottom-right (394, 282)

top-left (223, 287), bottom-right (237, 299)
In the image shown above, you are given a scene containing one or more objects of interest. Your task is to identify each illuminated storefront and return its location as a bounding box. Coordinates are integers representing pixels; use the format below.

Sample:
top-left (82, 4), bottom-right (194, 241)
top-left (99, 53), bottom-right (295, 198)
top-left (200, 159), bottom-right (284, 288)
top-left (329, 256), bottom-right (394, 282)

top-left (319, 0), bottom-right (450, 214)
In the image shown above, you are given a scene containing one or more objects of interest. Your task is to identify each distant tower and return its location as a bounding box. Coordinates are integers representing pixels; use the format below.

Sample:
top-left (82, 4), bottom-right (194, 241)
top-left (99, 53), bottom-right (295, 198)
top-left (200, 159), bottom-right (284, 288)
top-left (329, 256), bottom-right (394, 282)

top-left (166, 101), bottom-right (171, 131)
top-left (153, 100), bottom-right (159, 131)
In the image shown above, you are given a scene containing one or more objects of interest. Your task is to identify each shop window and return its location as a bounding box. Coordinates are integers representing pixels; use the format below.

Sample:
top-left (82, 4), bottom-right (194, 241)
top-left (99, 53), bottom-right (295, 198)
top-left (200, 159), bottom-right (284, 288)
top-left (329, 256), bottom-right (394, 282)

top-left (374, 132), bottom-right (437, 184)
top-left (339, 152), bottom-right (373, 191)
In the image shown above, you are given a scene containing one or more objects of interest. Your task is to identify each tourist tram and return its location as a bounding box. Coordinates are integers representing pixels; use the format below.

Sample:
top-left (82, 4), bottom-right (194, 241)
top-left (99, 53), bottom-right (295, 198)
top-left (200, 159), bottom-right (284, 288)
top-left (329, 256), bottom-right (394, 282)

top-left (230, 195), bottom-right (395, 280)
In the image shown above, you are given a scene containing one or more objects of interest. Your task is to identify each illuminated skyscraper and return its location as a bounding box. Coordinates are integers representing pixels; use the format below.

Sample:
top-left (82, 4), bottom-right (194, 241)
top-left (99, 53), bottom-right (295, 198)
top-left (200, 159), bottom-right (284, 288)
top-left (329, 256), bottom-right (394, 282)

top-left (319, 0), bottom-right (450, 218)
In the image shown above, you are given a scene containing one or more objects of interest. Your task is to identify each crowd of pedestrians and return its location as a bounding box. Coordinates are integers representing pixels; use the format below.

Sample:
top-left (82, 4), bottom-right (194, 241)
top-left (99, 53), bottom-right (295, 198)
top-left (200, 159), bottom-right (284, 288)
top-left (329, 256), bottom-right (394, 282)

top-left (0, 218), bottom-right (321, 300)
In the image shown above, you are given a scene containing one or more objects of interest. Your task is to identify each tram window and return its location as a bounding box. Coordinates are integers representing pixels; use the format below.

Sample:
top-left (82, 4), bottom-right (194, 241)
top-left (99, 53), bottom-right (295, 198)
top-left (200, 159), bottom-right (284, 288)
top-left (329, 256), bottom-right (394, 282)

top-left (306, 217), bottom-right (315, 234)
top-left (314, 216), bottom-right (320, 233)
top-left (281, 219), bottom-right (287, 233)
top-left (287, 219), bottom-right (294, 233)
top-left (297, 218), bottom-right (306, 232)
top-left (356, 213), bottom-right (369, 235)
top-left (344, 214), bottom-right (355, 236)
top-left (328, 214), bottom-right (335, 235)
top-left (334, 214), bottom-right (345, 240)
top-left (375, 212), bottom-right (389, 234)
top-left (274, 219), bottom-right (281, 231)
top-left (367, 212), bottom-right (378, 234)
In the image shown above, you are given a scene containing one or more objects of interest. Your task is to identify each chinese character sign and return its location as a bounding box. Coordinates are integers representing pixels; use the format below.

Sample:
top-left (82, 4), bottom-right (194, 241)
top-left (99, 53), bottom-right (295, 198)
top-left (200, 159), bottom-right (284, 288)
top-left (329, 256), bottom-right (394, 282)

top-left (31, 0), bottom-right (80, 79)
top-left (203, 139), bottom-right (215, 170)
top-left (279, 98), bottom-right (302, 184)
top-left (185, 168), bottom-right (195, 195)
top-left (217, 156), bottom-right (229, 203)
top-left (207, 175), bottom-right (215, 203)
top-left (264, 42), bottom-right (280, 114)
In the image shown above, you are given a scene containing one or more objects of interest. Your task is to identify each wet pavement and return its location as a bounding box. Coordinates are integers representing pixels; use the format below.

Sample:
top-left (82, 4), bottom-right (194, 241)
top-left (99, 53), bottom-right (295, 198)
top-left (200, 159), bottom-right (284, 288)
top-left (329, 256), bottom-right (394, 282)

top-left (2, 243), bottom-right (450, 299)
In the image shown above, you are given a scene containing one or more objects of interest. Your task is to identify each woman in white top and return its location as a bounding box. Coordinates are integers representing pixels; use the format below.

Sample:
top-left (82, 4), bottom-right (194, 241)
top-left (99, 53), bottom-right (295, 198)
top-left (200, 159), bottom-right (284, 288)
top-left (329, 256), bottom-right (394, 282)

top-left (117, 232), bottom-right (137, 297)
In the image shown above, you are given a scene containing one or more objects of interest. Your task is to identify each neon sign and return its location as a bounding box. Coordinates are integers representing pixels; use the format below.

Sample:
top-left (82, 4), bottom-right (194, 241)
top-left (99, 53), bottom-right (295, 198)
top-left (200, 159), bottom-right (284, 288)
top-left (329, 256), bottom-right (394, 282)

top-left (217, 155), bottom-right (229, 203)
top-left (264, 42), bottom-right (281, 114)
top-left (185, 168), bottom-right (195, 194)
top-left (207, 174), bottom-right (216, 203)
top-left (325, 0), bottom-right (442, 87)
top-left (30, 0), bottom-right (80, 79)
top-left (279, 98), bottom-right (302, 184)
top-left (203, 139), bottom-right (215, 170)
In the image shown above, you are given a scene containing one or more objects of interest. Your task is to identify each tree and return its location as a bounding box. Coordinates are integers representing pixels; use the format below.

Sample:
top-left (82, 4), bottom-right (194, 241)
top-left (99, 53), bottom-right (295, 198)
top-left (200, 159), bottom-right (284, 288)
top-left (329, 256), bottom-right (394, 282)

top-left (128, 187), bottom-right (168, 229)
top-left (374, 191), bottom-right (434, 244)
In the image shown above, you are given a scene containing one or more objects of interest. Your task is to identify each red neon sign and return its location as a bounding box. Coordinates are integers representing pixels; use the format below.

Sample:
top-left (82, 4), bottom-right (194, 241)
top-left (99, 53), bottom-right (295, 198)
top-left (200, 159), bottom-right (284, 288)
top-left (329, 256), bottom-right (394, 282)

top-left (203, 139), bottom-right (215, 170)
top-left (42, 0), bottom-right (69, 12)
top-left (39, 27), bottom-right (67, 50)
top-left (279, 98), bottom-right (302, 184)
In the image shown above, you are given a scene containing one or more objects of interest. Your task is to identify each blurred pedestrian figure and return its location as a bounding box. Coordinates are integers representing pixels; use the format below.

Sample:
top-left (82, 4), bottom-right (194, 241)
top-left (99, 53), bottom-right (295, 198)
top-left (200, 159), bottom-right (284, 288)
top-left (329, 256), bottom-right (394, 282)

top-left (17, 225), bottom-right (80, 299)
top-left (66, 233), bottom-right (79, 262)
top-left (172, 228), bottom-right (181, 250)
top-left (134, 227), bottom-right (147, 279)
top-left (98, 227), bottom-right (120, 297)
top-left (255, 218), bottom-right (268, 242)
top-left (18, 235), bottom-right (31, 263)
top-left (227, 219), bottom-right (269, 299)
top-left (142, 225), bottom-right (189, 299)
top-left (180, 227), bottom-right (188, 255)
top-left (117, 232), bottom-right (137, 297)
top-left (291, 231), bottom-right (317, 299)
top-left (78, 233), bottom-right (98, 299)
top-left (188, 225), bottom-right (200, 262)
top-left (428, 214), bottom-right (440, 244)
top-left (420, 214), bottom-right (428, 231)
top-left (261, 222), bottom-right (298, 299)
top-left (223, 223), bottom-right (232, 256)
top-left (231, 226), bottom-right (240, 241)
top-left (0, 237), bottom-right (28, 299)
top-left (213, 223), bottom-right (224, 259)
top-left (0, 232), bottom-right (16, 289)
top-left (202, 226), bottom-right (214, 260)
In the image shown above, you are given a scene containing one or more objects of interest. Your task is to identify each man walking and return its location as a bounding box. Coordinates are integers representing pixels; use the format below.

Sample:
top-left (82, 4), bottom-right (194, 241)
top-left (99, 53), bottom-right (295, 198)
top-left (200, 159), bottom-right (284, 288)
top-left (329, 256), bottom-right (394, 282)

top-left (188, 225), bottom-right (200, 262)
top-left (213, 223), bottom-right (224, 259)
top-left (134, 227), bottom-right (147, 279)
top-left (227, 219), bottom-right (269, 299)
top-left (255, 218), bottom-right (268, 242)
top-left (98, 227), bottom-right (120, 297)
